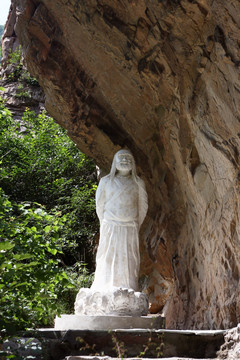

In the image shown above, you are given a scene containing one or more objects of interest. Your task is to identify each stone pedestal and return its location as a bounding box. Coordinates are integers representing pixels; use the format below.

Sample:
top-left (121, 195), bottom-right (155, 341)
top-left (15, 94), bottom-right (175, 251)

top-left (55, 314), bottom-right (164, 330)
top-left (74, 288), bottom-right (148, 316)
top-left (56, 288), bottom-right (159, 331)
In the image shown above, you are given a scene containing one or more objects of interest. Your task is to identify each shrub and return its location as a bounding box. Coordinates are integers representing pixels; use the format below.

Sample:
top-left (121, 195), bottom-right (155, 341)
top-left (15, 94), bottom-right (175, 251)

top-left (0, 100), bottom-right (98, 267)
top-left (0, 98), bottom-right (97, 331)
top-left (0, 187), bottom-right (70, 332)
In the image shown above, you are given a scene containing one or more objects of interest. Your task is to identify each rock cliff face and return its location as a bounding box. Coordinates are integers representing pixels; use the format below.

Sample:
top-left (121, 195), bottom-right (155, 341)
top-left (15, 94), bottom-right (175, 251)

top-left (1, 3), bottom-right (45, 116)
top-left (6, 0), bottom-right (240, 329)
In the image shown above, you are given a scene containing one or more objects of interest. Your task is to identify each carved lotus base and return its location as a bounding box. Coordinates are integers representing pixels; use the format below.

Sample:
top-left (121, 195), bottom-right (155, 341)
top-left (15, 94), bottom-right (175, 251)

top-left (74, 287), bottom-right (149, 316)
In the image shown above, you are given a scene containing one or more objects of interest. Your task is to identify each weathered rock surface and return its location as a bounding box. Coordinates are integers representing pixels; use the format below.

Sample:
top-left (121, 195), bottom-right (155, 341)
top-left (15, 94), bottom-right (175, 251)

top-left (217, 324), bottom-right (240, 359)
top-left (1, 2), bottom-right (19, 68)
top-left (5, 0), bottom-right (240, 329)
top-left (1, 6), bottom-right (45, 117)
top-left (0, 77), bottom-right (45, 117)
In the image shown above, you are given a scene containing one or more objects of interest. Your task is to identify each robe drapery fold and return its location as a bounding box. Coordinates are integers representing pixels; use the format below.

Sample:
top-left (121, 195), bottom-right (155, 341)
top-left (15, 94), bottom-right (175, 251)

top-left (91, 174), bottom-right (148, 292)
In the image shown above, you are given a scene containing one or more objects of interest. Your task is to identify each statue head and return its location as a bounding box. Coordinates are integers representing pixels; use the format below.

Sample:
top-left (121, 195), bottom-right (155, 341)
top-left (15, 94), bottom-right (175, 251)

top-left (110, 149), bottom-right (137, 181)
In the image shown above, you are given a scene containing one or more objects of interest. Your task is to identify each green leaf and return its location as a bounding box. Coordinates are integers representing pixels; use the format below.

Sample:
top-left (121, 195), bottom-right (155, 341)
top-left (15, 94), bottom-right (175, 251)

top-left (13, 253), bottom-right (32, 261)
top-left (14, 263), bottom-right (27, 269)
top-left (47, 247), bottom-right (57, 255)
top-left (0, 241), bottom-right (15, 251)
top-left (44, 225), bottom-right (51, 233)
top-left (28, 261), bottom-right (39, 266)
top-left (15, 282), bottom-right (29, 287)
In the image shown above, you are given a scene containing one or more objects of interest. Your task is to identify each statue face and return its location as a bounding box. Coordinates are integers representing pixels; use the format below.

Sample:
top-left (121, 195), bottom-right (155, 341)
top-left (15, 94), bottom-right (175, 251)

top-left (115, 152), bottom-right (133, 172)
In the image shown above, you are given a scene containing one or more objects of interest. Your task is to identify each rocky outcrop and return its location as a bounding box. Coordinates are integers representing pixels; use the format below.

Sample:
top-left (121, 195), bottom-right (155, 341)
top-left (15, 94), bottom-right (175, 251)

top-left (7, 0), bottom-right (240, 329)
top-left (1, 2), bottom-right (19, 68)
top-left (0, 76), bottom-right (45, 117)
top-left (0, 3), bottom-right (45, 117)
top-left (218, 324), bottom-right (240, 359)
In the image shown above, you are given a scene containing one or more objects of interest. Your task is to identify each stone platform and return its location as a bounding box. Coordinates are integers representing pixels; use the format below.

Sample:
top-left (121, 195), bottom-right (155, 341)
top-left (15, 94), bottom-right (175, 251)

top-left (55, 314), bottom-right (164, 330)
top-left (3, 328), bottom-right (226, 359)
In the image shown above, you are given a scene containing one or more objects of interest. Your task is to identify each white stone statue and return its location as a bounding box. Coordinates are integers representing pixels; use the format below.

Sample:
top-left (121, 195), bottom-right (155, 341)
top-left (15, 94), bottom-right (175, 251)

top-left (75, 149), bottom-right (149, 316)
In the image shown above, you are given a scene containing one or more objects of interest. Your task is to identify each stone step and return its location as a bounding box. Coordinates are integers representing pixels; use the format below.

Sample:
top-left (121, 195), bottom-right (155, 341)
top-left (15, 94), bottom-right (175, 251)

top-left (6, 328), bottom-right (224, 359)
top-left (64, 357), bottom-right (215, 360)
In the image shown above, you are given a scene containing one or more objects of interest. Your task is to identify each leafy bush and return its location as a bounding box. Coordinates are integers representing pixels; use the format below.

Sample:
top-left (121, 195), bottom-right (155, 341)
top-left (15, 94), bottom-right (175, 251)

top-left (0, 98), bottom-right (97, 332)
top-left (0, 99), bottom-right (98, 267)
top-left (0, 188), bottom-right (70, 332)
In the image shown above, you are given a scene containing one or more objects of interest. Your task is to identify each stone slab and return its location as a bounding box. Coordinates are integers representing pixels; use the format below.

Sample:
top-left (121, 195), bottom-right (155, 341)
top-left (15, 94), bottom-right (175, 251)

top-left (7, 328), bottom-right (224, 359)
top-left (36, 328), bottom-right (225, 359)
top-left (55, 314), bottom-right (164, 330)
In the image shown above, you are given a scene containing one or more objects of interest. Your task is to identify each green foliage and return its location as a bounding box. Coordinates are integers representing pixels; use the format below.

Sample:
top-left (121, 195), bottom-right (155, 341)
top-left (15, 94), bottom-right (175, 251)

top-left (0, 188), bottom-right (69, 332)
top-left (0, 101), bottom-right (98, 264)
top-left (8, 46), bottom-right (22, 65)
top-left (6, 46), bottom-right (23, 81)
top-left (6, 46), bottom-right (39, 86)
top-left (0, 99), bottom-right (97, 332)
top-left (59, 263), bottom-right (94, 314)
top-left (15, 83), bottom-right (31, 99)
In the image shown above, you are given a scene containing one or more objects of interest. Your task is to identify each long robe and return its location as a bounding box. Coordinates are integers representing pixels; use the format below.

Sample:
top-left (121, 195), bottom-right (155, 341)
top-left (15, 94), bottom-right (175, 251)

top-left (91, 174), bottom-right (148, 292)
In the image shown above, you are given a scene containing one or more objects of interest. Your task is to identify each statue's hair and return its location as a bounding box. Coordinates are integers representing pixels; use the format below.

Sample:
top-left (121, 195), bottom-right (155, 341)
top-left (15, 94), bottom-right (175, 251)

top-left (110, 149), bottom-right (138, 183)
